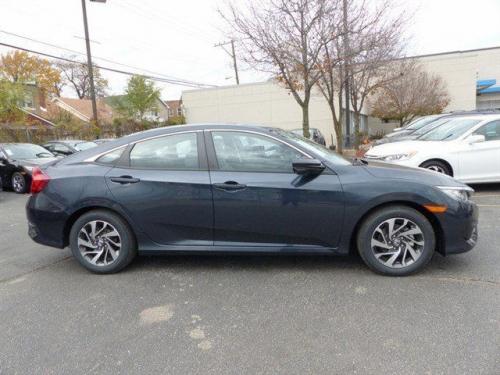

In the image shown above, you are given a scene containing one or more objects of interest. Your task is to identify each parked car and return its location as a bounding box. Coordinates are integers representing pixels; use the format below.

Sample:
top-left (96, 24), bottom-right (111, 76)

top-left (364, 114), bottom-right (500, 183)
top-left (27, 124), bottom-right (478, 276)
top-left (376, 115), bottom-right (447, 145)
top-left (291, 128), bottom-right (326, 145)
top-left (0, 143), bottom-right (57, 193)
top-left (43, 140), bottom-right (98, 157)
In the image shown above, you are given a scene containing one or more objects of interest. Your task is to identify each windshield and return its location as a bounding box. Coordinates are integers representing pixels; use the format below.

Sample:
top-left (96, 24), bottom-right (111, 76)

top-left (275, 129), bottom-right (351, 166)
top-left (73, 141), bottom-right (98, 151)
top-left (406, 115), bottom-right (440, 131)
top-left (3, 144), bottom-right (54, 159)
top-left (418, 118), bottom-right (481, 141)
top-left (413, 118), bottom-right (451, 135)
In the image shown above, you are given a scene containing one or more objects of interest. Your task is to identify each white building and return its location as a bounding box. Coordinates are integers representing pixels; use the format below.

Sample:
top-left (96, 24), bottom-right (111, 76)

top-left (182, 46), bottom-right (500, 146)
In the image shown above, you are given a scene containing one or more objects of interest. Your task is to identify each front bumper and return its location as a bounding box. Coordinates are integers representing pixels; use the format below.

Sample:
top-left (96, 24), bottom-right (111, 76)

top-left (438, 200), bottom-right (478, 255)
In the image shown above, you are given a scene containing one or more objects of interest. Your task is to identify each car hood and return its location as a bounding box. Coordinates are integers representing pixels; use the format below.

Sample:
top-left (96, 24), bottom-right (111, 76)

top-left (13, 157), bottom-right (59, 167)
top-left (362, 161), bottom-right (464, 187)
top-left (365, 140), bottom-right (442, 157)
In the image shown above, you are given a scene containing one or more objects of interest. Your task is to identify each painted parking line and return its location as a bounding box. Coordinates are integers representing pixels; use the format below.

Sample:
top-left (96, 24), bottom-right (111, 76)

top-left (477, 205), bottom-right (500, 208)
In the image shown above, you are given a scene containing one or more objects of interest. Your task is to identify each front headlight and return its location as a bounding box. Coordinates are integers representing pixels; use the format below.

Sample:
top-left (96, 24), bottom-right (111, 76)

top-left (382, 151), bottom-right (417, 161)
top-left (437, 186), bottom-right (474, 201)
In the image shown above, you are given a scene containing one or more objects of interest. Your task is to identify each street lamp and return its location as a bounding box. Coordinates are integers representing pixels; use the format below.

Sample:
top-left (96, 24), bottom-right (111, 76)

top-left (81, 0), bottom-right (106, 127)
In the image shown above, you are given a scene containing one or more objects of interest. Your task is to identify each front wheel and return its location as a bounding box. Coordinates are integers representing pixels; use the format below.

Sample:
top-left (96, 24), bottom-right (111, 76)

top-left (12, 172), bottom-right (27, 194)
top-left (420, 160), bottom-right (452, 176)
top-left (357, 206), bottom-right (435, 276)
top-left (69, 210), bottom-right (137, 274)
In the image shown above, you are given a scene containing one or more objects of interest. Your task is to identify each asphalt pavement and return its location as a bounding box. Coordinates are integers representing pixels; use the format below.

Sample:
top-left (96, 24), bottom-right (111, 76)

top-left (0, 188), bottom-right (499, 375)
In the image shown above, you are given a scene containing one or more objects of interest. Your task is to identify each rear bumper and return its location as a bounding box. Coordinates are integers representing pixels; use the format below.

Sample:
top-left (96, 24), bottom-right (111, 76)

top-left (26, 194), bottom-right (67, 249)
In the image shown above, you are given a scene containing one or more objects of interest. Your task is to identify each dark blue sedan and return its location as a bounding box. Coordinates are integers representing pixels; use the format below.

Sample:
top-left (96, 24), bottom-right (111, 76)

top-left (26, 124), bottom-right (478, 276)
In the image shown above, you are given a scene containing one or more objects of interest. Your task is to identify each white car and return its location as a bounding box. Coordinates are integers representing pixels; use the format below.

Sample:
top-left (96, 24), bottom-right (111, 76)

top-left (364, 114), bottom-right (500, 183)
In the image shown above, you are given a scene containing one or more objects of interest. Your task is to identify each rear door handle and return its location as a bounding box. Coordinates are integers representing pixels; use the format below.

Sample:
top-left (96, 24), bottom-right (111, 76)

top-left (213, 181), bottom-right (247, 191)
top-left (110, 176), bottom-right (141, 184)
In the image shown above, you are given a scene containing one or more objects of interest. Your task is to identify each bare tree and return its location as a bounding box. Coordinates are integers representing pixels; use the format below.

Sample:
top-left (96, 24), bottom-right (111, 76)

top-left (347, 0), bottom-right (407, 148)
top-left (56, 57), bottom-right (108, 99)
top-left (220, 0), bottom-right (336, 138)
top-left (370, 60), bottom-right (450, 126)
top-left (316, 0), bottom-right (407, 152)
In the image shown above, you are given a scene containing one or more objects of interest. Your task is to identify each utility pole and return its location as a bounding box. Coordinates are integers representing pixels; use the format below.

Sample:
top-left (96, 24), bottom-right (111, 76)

top-left (342, 0), bottom-right (351, 148)
top-left (81, 0), bottom-right (105, 127)
top-left (215, 40), bottom-right (240, 85)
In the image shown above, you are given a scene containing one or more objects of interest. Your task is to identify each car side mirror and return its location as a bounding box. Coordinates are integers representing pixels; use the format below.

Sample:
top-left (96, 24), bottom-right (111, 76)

top-left (292, 159), bottom-right (325, 175)
top-left (467, 134), bottom-right (485, 144)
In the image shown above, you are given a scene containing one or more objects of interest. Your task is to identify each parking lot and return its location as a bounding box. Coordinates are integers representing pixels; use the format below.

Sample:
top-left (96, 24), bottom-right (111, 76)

top-left (0, 187), bottom-right (499, 375)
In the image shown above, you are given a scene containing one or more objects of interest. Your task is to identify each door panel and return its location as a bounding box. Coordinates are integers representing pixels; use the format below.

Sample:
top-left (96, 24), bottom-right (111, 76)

top-left (106, 168), bottom-right (213, 245)
top-left (459, 121), bottom-right (500, 181)
top-left (210, 171), bottom-right (344, 247)
top-left (206, 130), bottom-right (344, 248)
top-left (105, 132), bottom-right (213, 246)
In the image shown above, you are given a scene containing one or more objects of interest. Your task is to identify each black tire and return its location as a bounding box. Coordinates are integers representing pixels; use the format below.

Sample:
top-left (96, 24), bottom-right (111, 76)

top-left (11, 172), bottom-right (27, 194)
top-left (357, 206), bottom-right (435, 276)
top-left (420, 160), bottom-right (452, 176)
top-left (69, 210), bottom-right (137, 274)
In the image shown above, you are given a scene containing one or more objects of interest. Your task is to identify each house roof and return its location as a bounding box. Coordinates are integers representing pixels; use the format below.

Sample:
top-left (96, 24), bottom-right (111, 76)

top-left (105, 95), bottom-right (168, 109)
top-left (165, 100), bottom-right (182, 111)
top-left (54, 97), bottom-right (115, 123)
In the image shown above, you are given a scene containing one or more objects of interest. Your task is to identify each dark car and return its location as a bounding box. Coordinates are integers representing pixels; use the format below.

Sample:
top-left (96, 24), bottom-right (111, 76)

top-left (26, 124), bottom-right (478, 276)
top-left (0, 143), bottom-right (57, 193)
top-left (43, 140), bottom-right (98, 157)
top-left (291, 128), bottom-right (326, 146)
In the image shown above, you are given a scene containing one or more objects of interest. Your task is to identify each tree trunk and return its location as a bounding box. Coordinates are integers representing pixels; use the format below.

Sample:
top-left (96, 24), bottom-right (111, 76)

top-left (353, 111), bottom-right (361, 150)
top-left (301, 103), bottom-right (310, 139)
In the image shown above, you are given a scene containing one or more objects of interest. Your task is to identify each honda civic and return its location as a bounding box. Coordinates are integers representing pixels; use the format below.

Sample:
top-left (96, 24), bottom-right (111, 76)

top-left (26, 124), bottom-right (478, 276)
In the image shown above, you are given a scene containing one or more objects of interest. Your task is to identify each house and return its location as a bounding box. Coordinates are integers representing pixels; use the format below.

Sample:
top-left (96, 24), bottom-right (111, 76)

top-left (104, 95), bottom-right (169, 122)
top-left (17, 83), bottom-right (56, 128)
top-left (52, 97), bottom-right (114, 125)
top-left (164, 100), bottom-right (184, 120)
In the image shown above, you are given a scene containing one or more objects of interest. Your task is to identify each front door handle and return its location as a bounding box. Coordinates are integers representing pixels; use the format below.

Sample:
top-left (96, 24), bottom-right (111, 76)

top-left (110, 175), bottom-right (141, 184)
top-left (213, 181), bottom-right (247, 191)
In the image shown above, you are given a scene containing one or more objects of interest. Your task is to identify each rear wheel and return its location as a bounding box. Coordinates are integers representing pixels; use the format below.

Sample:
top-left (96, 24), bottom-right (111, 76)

top-left (357, 206), bottom-right (435, 276)
top-left (12, 172), bottom-right (27, 194)
top-left (69, 210), bottom-right (137, 274)
top-left (420, 160), bottom-right (452, 176)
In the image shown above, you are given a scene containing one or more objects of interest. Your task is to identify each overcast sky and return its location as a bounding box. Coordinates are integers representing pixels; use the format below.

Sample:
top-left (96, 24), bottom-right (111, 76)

top-left (1, 0), bottom-right (500, 100)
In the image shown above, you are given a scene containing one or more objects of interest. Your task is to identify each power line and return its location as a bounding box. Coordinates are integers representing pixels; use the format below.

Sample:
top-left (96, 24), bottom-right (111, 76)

top-left (0, 30), bottom-right (215, 87)
top-left (0, 41), bottom-right (217, 88)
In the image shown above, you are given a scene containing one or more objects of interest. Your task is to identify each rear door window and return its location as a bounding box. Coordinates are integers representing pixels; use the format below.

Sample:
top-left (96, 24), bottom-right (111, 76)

top-left (129, 133), bottom-right (199, 170)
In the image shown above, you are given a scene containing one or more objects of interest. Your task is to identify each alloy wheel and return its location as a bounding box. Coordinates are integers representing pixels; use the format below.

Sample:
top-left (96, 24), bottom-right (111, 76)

top-left (77, 220), bottom-right (121, 266)
top-left (12, 174), bottom-right (25, 193)
top-left (370, 217), bottom-right (425, 268)
top-left (426, 165), bottom-right (446, 174)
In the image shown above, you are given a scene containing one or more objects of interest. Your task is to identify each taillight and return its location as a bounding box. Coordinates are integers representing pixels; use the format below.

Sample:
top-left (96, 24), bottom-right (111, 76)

top-left (31, 167), bottom-right (50, 194)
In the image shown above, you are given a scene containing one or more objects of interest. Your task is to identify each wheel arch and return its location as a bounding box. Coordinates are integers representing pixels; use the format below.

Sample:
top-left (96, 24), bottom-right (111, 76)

top-left (419, 158), bottom-right (454, 176)
top-left (348, 201), bottom-right (445, 256)
top-left (63, 205), bottom-right (136, 247)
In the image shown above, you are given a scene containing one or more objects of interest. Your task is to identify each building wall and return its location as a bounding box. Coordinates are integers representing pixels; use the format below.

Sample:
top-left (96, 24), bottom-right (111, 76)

top-left (183, 81), bottom-right (369, 147)
top-left (416, 47), bottom-right (500, 111)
